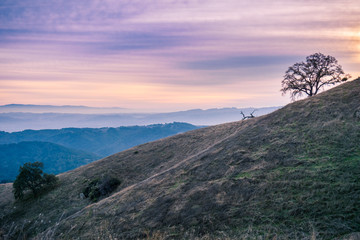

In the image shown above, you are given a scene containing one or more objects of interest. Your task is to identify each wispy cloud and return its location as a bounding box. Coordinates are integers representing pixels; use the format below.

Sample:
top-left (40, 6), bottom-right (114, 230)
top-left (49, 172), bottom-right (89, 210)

top-left (182, 56), bottom-right (301, 70)
top-left (0, 0), bottom-right (359, 111)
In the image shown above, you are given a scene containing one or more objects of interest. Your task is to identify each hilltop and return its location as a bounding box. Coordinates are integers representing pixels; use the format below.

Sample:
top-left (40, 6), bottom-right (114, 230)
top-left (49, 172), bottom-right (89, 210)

top-left (1, 78), bottom-right (360, 239)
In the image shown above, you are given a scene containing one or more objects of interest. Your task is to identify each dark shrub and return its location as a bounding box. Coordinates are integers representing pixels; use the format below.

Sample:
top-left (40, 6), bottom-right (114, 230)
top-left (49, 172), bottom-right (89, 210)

top-left (83, 177), bottom-right (121, 202)
top-left (13, 162), bottom-right (58, 200)
top-left (83, 179), bottom-right (99, 198)
top-left (98, 177), bottom-right (121, 196)
top-left (43, 173), bottom-right (58, 188)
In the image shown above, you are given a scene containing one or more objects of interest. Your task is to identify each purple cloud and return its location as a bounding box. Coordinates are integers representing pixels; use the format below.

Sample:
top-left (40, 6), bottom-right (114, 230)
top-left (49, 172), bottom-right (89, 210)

top-left (0, 0), bottom-right (359, 110)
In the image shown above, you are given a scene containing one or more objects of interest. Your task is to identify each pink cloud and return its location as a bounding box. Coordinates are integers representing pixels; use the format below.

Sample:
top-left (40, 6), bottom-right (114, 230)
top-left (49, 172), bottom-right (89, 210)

top-left (0, 0), bottom-right (359, 111)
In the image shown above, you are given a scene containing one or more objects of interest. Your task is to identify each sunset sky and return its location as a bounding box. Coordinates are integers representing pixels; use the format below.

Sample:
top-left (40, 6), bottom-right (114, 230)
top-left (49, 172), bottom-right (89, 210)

top-left (0, 0), bottom-right (359, 112)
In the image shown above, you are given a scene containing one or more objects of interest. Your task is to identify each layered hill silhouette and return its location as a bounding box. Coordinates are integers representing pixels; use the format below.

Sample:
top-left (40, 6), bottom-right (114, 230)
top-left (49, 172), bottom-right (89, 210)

top-left (0, 106), bottom-right (279, 132)
top-left (0, 122), bottom-right (199, 182)
top-left (0, 141), bottom-right (99, 182)
top-left (0, 122), bottom-right (199, 157)
top-left (1, 78), bottom-right (360, 239)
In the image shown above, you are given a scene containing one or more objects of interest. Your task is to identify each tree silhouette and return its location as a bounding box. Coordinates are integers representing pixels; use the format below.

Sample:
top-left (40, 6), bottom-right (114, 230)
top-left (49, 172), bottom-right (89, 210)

top-left (13, 162), bottom-right (58, 200)
top-left (281, 53), bottom-right (351, 100)
top-left (240, 110), bottom-right (256, 120)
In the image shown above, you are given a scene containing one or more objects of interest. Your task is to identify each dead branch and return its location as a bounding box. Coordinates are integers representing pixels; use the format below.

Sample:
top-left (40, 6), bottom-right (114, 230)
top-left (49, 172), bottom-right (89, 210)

top-left (240, 110), bottom-right (256, 120)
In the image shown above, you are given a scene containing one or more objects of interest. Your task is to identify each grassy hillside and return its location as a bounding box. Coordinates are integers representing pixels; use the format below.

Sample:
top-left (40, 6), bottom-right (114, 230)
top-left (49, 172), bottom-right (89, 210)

top-left (0, 141), bottom-right (99, 182)
top-left (0, 122), bottom-right (200, 157)
top-left (1, 79), bottom-right (360, 239)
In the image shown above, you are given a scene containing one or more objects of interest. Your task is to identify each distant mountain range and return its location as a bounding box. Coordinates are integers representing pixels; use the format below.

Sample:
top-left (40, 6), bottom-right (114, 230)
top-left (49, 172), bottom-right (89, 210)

top-left (0, 105), bottom-right (280, 132)
top-left (0, 104), bottom-right (128, 114)
top-left (0, 141), bottom-right (99, 183)
top-left (0, 122), bottom-right (200, 182)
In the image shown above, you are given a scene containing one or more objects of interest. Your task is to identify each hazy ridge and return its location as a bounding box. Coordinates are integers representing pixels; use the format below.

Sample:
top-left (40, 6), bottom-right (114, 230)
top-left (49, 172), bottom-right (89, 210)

top-left (0, 141), bottom-right (99, 183)
top-left (0, 122), bottom-right (199, 182)
top-left (0, 107), bottom-right (279, 132)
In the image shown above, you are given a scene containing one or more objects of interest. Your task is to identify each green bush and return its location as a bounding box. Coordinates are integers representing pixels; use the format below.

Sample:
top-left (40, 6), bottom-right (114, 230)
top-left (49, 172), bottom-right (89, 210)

top-left (83, 177), bottom-right (121, 202)
top-left (13, 162), bottom-right (58, 200)
top-left (43, 173), bottom-right (58, 188)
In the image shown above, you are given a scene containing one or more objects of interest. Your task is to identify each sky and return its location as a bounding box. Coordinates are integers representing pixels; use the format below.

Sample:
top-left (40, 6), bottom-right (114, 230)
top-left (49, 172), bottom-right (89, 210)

top-left (0, 0), bottom-right (359, 112)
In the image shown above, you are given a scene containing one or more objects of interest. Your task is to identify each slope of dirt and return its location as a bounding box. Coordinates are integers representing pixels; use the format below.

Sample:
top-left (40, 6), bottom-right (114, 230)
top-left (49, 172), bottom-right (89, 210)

top-left (1, 78), bottom-right (360, 239)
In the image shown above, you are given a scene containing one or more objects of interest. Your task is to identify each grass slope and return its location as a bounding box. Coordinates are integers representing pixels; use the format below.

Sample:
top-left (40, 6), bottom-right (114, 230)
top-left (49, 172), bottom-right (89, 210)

top-left (1, 79), bottom-right (360, 239)
top-left (0, 141), bottom-right (99, 182)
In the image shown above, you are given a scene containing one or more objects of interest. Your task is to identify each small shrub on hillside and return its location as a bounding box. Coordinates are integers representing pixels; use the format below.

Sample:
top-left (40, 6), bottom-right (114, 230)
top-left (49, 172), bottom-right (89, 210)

top-left (83, 177), bottom-right (121, 202)
top-left (43, 173), bottom-right (58, 187)
top-left (13, 162), bottom-right (58, 200)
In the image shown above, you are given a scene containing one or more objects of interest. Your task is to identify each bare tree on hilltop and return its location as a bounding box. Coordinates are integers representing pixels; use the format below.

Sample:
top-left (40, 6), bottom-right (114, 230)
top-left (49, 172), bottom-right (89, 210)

top-left (281, 53), bottom-right (351, 100)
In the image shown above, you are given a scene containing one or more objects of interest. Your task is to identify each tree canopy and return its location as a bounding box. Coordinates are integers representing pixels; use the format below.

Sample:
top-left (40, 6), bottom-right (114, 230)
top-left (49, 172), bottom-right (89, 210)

top-left (13, 162), bottom-right (58, 200)
top-left (281, 53), bottom-right (351, 100)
